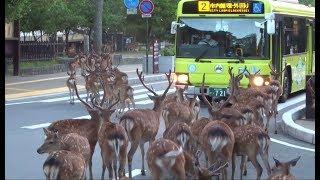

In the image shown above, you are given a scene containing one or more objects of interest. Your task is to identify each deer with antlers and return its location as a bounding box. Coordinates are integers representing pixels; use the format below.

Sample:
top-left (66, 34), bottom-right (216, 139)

top-left (307, 77), bottom-right (315, 110)
top-left (37, 131), bottom-right (90, 180)
top-left (268, 156), bottom-right (301, 180)
top-left (89, 92), bottom-right (129, 180)
top-left (44, 80), bottom-right (111, 180)
top-left (66, 70), bottom-right (77, 104)
top-left (119, 69), bottom-right (173, 179)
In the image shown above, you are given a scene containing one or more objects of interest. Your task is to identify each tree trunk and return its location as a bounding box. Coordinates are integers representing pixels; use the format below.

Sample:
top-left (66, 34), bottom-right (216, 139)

top-left (93, 0), bottom-right (104, 55)
top-left (32, 31), bottom-right (37, 42)
top-left (65, 29), bottom-right (70, 52)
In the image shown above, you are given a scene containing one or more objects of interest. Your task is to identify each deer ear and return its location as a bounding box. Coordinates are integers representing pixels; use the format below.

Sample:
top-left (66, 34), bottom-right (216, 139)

top-left (273, 157), bottom-right (281, 167)
top-left (43, 128), bottom-right (50, 136)
top-left (289, 156), bottom-right (301, 167)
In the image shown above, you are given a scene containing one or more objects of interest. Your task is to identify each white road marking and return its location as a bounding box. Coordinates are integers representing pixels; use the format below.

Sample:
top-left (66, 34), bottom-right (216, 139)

top-left (125, 169), bottom-right (142, 177)
top-left (21, 123), bottom-right (52, 130)
top-left (270, 138), bottom-right (314, 152)
top-left (6, 80), bottom-right (169, 104)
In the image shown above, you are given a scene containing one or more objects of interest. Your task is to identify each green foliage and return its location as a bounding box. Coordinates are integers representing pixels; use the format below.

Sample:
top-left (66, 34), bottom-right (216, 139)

top-left (299, 0), bottom-right (315, 6)
top-left (161, 45), bottom-right (175, 56)
top-left (5, 0), bottom-right (31, 22)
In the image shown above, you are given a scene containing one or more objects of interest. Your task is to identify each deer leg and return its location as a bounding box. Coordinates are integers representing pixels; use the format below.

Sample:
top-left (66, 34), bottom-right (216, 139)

top-left (72, 89), bottom-right (75, 104)
top-left (118, 149), bottom-right (127, 178)
top-left (86, 90), bottom-right (89, 102)
top-left (139, 141), bottom-right (146, 175)
top-left (101, 151), bottom-right (106, 180)
top-left (260, 149), bottom-right (271, 176)
top-left (242, 155), bottom-right (248, 176)
top-left (113, 159), bottom-right (118, 180)
top-left (248, 155), bottom-right (263, 180)
top-left (107, 162), bottom-right (113, 179)
top-left (274, 110), bottom-right (278, 134)
top-left (68, 87), bottom-right (72, 104)
top-left (127, 141), bottom-right (139, 179)
top-left (231, 152), bottom-right (236, 180)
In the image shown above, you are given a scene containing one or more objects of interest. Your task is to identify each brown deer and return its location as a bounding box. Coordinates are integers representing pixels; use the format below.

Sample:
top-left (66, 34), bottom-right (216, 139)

top-left (91, 98), bottom-right (128, 180)
top-left (231, 124), bottom-right (271, 180)
top-left (66, 70), bottom-right (76, 104)
top-left (162, 94), bottom-right (199, 129)
top-left (115, 85), bottom-right (135, 119)
top-left (147, 139), bottom-right (228, 180)
top-left (45, 80), bottom-right (108, 180)
top-left (119, 69), bottom-right (172, 178)
top-left (163, 122), bottom-right (193, 153)
top-left (37, 131), bottom-right (90, 180)
top-left (268, 156), bottom-right (301, 180)
top-left (200, 120), bottom-right (235, 180)
top-left (81, 71), bottom-right (100, 103)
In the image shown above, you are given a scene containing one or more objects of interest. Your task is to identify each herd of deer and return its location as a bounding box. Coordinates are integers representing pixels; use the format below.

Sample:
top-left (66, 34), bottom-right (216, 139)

top-left (36, 54), bottom-right (303, 180)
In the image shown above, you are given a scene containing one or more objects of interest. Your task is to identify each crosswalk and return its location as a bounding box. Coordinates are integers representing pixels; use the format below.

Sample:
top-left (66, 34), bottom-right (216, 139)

top-left (18, 81), bottom-right (175, 130)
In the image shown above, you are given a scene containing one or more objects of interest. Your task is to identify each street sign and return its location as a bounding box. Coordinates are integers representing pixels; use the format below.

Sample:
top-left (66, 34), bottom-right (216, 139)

top-left (139, 0), bottom-right (154, 15)
top-left (142, 13), bottom-right (152, 18)
top-left (127, 8), bottom-right (137, 15)
top-left (124, 0), bottom-right (139, 9)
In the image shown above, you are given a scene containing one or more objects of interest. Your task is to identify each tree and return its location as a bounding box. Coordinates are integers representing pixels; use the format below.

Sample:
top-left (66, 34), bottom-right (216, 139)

top-left (93, 0), bottom-right (104, 54)
top-left (5, 0), bottom-right (31, 22)
top-left (299, 0), bottom-right (315, 6)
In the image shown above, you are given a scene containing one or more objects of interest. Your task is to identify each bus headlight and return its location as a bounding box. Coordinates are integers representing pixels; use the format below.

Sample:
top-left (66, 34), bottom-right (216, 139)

top-left (177, 74), bottom-right (189, 84)
top-left (253, 76), bottom-right (264, 86)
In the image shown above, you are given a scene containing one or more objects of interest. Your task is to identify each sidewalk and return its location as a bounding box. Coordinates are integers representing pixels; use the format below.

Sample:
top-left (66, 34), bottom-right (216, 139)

top-left (5, 63), bottom-right (166, 101)
top-left (281, 104), bottom-right (315, 144)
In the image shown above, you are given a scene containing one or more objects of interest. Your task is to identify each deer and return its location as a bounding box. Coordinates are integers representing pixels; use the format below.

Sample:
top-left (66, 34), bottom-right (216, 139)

top-left (307, 77), bottom-right (315, 110)
top-left (163, 122), bottom-right (193, 153)
top-left (88, 79), bottom-right (129, 180)
top-left (231, 124), bottom-right (271, 180)
top-left (119, 69), bottom-right (173, 179)
top-left (81, 71), bottom-right (100, 103)
top-left (147, 138), bottom-right (228, 180)
top-left (268, 156), bottom-right (301, 180)
top-left (200, 120), bottom-right (235, 180)
top-left (162, 94), bottom-right (199, 129)
top-left (115, 85), bottom-right (135, 119)
top-left (66, 70), bottom-right (76, 104)
top-left (37, 130), bottom-right (90, 180)
top-left (44, 79), bottom-right (110, 180)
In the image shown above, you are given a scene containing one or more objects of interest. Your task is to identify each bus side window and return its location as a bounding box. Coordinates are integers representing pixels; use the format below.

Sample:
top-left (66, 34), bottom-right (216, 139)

top-left (283, 17), bottom-right (307, 55)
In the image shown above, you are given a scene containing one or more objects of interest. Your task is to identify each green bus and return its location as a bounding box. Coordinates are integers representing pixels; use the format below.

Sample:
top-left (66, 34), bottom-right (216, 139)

top-left (171, 0), bottom-right (315, 102)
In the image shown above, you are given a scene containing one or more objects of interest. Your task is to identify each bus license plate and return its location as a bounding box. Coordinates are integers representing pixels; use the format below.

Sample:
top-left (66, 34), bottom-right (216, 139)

top-left (208, 88), bottom-right (227, 97)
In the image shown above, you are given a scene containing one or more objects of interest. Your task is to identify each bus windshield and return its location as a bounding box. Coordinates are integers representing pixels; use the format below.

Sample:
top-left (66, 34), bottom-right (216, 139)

top-left (176, 18), bottom-right (269, 59)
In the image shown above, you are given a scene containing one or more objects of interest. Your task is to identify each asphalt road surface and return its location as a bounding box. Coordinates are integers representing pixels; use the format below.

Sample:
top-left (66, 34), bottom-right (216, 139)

top-left (5, 81), bottom-right (314, 179)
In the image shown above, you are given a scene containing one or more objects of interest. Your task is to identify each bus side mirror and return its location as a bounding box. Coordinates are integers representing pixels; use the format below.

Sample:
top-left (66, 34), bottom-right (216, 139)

top-left (171, 21), bottom-right (178, 34)
top-left (265, 13), bottom-right (275, 34)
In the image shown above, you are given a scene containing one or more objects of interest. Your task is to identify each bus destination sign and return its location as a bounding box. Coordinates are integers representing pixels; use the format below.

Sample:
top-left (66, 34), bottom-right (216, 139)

top-left (182, 1), bottom-right (264, 14)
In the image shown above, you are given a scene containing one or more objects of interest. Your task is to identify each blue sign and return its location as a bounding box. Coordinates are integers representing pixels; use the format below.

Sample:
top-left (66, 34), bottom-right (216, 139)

top-left (139, 0), bottom-right (154, 14)
top-left (124, 0), bottom-right (139, 9)
top-left (252, 2), bottom-right (263, 14)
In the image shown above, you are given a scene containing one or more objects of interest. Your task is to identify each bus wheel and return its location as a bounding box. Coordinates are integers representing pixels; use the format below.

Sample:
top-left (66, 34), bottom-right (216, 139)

top-left (279, 68), bottom-right (291, 103)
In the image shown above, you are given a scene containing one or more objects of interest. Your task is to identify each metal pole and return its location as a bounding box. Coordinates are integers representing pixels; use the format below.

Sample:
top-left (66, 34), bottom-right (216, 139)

top-left (146, 18), bottom-right (149, 74)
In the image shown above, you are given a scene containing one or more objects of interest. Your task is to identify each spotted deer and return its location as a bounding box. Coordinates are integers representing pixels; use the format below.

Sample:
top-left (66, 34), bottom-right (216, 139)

top-left (119, 69), bottom-right (173, 178)
top-left (37, 131), bottom-right (90, 180)
top-left (147, 139), bottom-right (228, 180)
top-left (231, 124), bottom-right (271, 180)
top-left (66, 70), bottom-right (76, 104)
top-left (45, 80), bottom-right (108, 180)
top-left (162, 94), bottom-right (199, 129)
top-left (81, 71), bottom-right (100, 102)
top-left (90, 96), bottom-right (129, 180)
top-left (163, 122), bottom-right (193, 153)
top-left (269, 156), bottom-right (301, 180)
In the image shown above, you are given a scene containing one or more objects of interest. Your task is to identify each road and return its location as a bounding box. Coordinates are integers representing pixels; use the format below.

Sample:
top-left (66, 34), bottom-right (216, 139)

top-left (5, 81), bottom-right (315, 179)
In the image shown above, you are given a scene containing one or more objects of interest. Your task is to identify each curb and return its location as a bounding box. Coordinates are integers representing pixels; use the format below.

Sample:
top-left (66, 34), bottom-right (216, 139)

top-left (281, 104), bottom-right (315, 144)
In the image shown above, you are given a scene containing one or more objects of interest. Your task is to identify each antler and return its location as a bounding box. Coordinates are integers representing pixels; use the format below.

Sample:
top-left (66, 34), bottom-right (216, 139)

top-left (161, 70), bottom-right (173, 98)
top-left (235, 66), bottom-right (248, 79)
top-left (269, 63), bottom-right (286, 80)
top-left (201, 74), bottom-right (214, 110)
top-left (136, 68), bottom-right (158, 96)
top-left (245, 68), bottom-right (260, 76)
top-left (73, 81), bottom-right (94, 110)
top-left (307, 78), bottom-right (315, 95)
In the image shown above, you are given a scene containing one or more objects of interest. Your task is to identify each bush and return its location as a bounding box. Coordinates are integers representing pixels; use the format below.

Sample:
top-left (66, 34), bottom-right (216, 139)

top-left (161, 45), bottom-right (175, 56)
